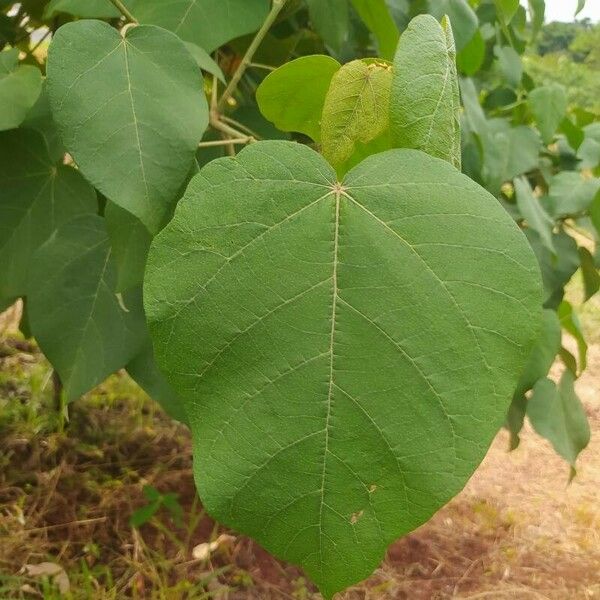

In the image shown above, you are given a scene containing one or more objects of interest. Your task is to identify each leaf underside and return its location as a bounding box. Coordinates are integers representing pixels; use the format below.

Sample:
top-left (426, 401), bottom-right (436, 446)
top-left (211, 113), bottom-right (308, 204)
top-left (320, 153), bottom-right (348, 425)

top-left (144, 141), bottom-right (542, 597)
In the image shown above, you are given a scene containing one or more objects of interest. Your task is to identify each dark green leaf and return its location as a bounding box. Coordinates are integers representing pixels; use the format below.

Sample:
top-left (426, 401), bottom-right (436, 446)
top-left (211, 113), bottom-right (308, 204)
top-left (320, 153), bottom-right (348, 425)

top-left (0, 129), bottom-right (97, 301)
top-left (0, 48), bottom-right (42, 131)
top-left (48, 20), bottom-right (208, 233)
top-left (44, 0), bottom-right (120, 19)
top-left (256, 55), bottom-right (341, 142)
top-left (349, 0), bottom-right (399, 60)
top-left (579, 247), bottom-right (600, 301)
top-left (145, 141), bottom-right (541, 598)
top-left (558, 300), bottom-right (587, 374)
top-left (305, 0), bottom-right (349, 55)
top-left (184, 43), bottom-right (225, 83)
top-left (133, 0), bottom-right (270, 53)
top-left (457, 29), bottom-right (485, 75)
top-left (28, 215), bottom-right (146, 401)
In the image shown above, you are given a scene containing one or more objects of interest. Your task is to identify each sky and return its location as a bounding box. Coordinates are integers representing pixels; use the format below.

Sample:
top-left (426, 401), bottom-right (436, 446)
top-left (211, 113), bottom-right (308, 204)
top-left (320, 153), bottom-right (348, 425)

top-left (520, 0), bottom-right (600, 22)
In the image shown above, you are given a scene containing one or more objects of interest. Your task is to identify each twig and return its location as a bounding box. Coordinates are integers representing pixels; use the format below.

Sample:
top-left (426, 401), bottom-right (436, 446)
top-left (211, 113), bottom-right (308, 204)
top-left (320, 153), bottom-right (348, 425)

top-left (108, 0), bottom-right (138, 23)
top-left (198, 137), bottom-right (253, 148)
top-left (217, 0), bottom-right (287, 111)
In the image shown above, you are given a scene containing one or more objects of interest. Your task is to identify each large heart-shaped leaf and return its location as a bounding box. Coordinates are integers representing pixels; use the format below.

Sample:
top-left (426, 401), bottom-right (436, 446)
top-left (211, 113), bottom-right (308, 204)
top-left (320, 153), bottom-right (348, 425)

top-left (47, 20), bottom-right (208, 233)
top-left (0, 48), bottom-right (42, 131)
top-left (390, 15), bottom-right (461, 169)
top-left (145, 141), bottom-right (542, 597)
top-left (28, 215), bottom-right (145, 401)
top-left (131, 0), bottom-right (270, 53)
top-left (0, 129), bottom-right (97, 301)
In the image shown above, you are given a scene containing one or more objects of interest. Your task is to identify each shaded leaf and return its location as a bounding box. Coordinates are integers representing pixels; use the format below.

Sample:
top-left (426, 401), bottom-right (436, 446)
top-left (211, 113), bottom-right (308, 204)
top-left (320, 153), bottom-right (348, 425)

top-left (44, 0), bottom-right (120, 19)
top-left (48, 20), bottom-right (208, 233)
top-left (256, 55), bottom-right (340, 142)
top-left (426, 0), bottom-right (478, 51)
top-left (305, 0), bottom-right (349, 55)
top-left (495, 45), bottom-right (522, 87)
top-left (514, 176), bottom-right (555, 254)
top-left (527, 372), bottom-right (590, 473)
top-left (133, 0), bottom-right (270, 53)
top-left (547, 172), bottom-right (600, 218)
top-left (145, 141), bottom-right (541, 598)
top-left (558, 300), bottom-right (587, 374)
top-left (579, 247), bottom-right (600, 301)
top-left (0, 48), bottom-right (42, 131)
top-left (28, 215), bottom-right (146, 401)
top-left (184, 42), bottom-right (225, 82)
top-left (391, 14), bottom-right (460, 169)
top-left (0, 129), bottom-right (97, 301)
top-left (349, 0), bottom-right (398, 60)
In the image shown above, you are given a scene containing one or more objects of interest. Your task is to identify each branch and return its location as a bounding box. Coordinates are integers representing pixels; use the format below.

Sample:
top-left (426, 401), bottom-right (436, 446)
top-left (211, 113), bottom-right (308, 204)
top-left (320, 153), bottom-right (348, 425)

top-left (108, 0), bottom-right (138, 24)
top-left (217, 0), bottom-right (287, 111)
top-left (198, 137), bottom-right (254, 148)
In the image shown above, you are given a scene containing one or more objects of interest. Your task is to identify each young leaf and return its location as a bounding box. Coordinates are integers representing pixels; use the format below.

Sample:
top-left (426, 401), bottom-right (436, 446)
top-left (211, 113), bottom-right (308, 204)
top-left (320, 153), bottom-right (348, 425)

top-left (28, 215), bottom-right (146, 402)
top-left (349, 0), bottom-right (399, 60)
top-left (133, 0), bottom-right (270, 53)
top-left (256, 55), bottom-right (341, 142)
top-left (44, 0), bottom-right (121, 19)
top-left (529, 84), bottom-right (568, 145)
top-left (527, 373), bottom-right (590, 475)
top-left (390, 15), bottom-right (461, 169)
top-left (305, 0), bottom-right (349, 55)
top-left (47, 20), bottom-right (208, 233)
top-left (321, 59), bottom-right (392, 175)
top-left (145, 141), bottom-right (542, 598)
top-left (0, 129), bottom-right (97, 301)
top-left (514, 176), bottom-right (555, 254)
top-left (0, 48), bottom-right (42, 131)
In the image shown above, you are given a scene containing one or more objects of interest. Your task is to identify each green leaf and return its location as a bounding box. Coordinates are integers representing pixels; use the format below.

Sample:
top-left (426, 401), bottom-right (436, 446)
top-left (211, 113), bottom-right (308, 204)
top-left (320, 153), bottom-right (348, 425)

top-left (527, 372), bottom-right (590, 473)
top-left (526, 229), bottom-right (579, 309)
top-left (305, 0), bottom-right (349, 55)
top-left (349, 0), bottom-right (399, 60)
top-left (577, 123), bottom-right (600, 170)
top-left (28, 215), bottom-right (146, 401)
top-left (578, 247), bottom-right (600, 301)
top-left (546, 172), bottom-right (600, 218)
top-left (0, 129), bottom-right (97, 301)
top-left (22, 81), bottom-right (65, 163)
top-left (321, 59), bottom-right (392, 175)
top-left (47, 20), bottom-right (208, 233)
top-left (0, 48), bottom-right (42, 132)
top-left (132, 0), bottom-right (270, 53)
top-left (105, 201), bottom-right (152, 293)
top-left (145, 141), bottom-right (542, 598)
top-left (184, 43), bottom-right (225, 83)
top-left (558, 300), bottom-right (587, 374)
top-left (495, 45), bottom-right (522, 87)
top-left (457, 29), bottom-right (485, 76)
top-left (426, 0), bottom-right (478, 51)
top-left (44, 0), bottom-right (120, 19)
top-left (127, 340), bottom-right (188, 424)
top-left (529, 84), bottom-right (567, 145)
top-left (575, 0), bottom-right (586, 16)
top-left (256, 55), bottom-right (341, 142)
top-left (527, 0), bottom-right (545, 39)
top-left (515, 308), bottom-right (561, 397)
top-left (495, 0), bottom-right (519, 24)
top-left (482, 121), bottom-right (541, 194)
top-left (390, 15), bottom-right (461, 169)
top-left (514, 176), bottom-right (555, 254)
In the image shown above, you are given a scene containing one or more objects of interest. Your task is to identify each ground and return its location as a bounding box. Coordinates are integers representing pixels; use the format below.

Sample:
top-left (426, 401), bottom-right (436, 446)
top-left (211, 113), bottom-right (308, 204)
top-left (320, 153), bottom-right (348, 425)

top-left (0, 286), bottom-right (598, 600)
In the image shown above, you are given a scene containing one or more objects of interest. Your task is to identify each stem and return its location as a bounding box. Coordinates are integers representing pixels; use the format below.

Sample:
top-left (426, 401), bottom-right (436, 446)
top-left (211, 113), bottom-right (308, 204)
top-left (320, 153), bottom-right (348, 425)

top-left (108, 0), bottom-right (138, 23)
top-left (217, 0), bottom-right (287, 111)
top-left (198, 137), bottom-right (253, 148)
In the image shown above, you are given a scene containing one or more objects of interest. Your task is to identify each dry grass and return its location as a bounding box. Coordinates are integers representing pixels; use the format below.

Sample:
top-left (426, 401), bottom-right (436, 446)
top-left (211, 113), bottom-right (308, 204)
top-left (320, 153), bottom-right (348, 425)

top-left (0, 297), bottom-right (599, 599)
